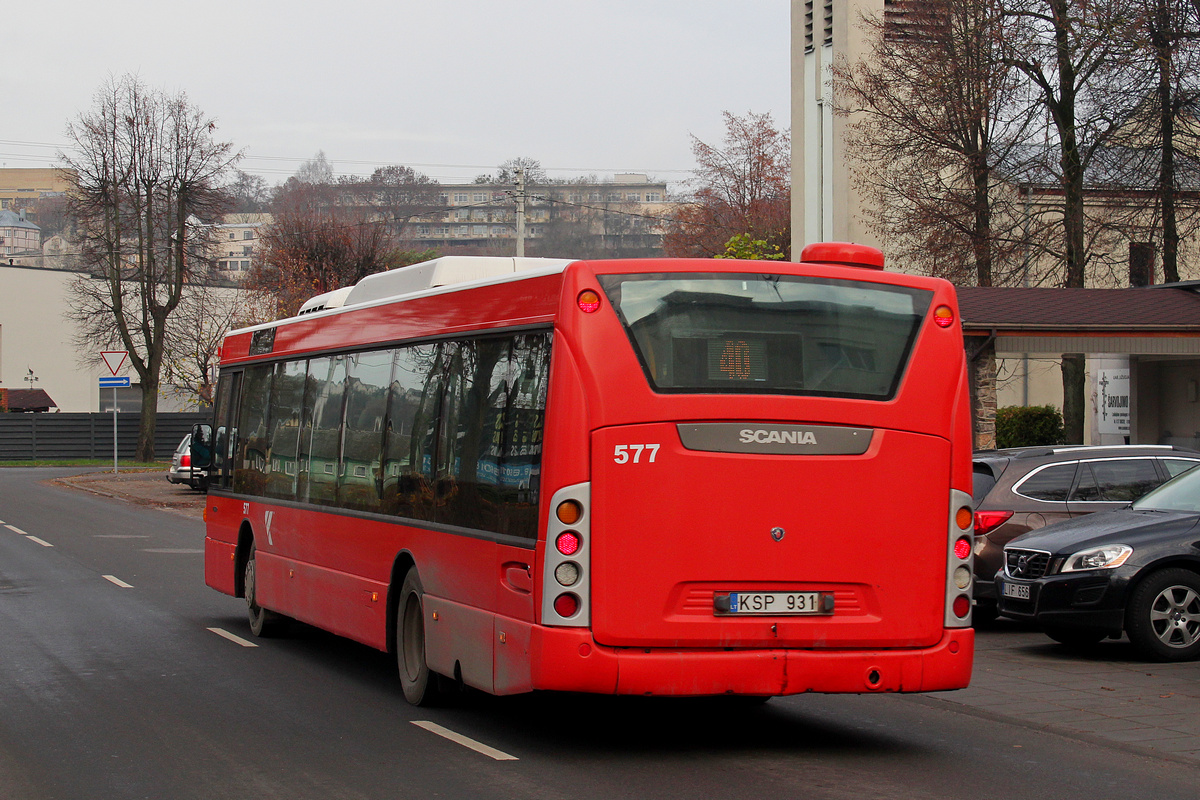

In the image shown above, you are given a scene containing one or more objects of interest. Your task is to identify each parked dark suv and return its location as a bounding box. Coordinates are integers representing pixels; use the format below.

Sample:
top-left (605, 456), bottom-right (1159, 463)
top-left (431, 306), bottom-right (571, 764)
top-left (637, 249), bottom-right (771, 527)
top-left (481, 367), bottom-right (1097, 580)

top-left (972, 445), bottom-right (1200, 619)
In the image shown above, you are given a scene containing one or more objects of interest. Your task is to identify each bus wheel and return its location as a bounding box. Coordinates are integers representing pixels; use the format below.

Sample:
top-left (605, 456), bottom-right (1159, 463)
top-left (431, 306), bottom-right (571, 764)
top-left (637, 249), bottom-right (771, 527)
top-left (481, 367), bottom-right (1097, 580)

top-left (398, 569), bottom-right (440, 706)
top-left (245, 544), bottom-right (282, 637)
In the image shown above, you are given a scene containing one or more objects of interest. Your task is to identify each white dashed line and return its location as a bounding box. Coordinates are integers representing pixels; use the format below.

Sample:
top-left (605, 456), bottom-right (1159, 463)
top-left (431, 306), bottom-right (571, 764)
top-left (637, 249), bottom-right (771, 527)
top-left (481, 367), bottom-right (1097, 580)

top-left (411, 721), bottom-right (518, 761)
top-left (5, 524), bottom-right (28, 535)
top-left (25, 536), bottom-right (53, 547)
top-left (207, 627), bottom-right (258, 648)
top-left (103, 575), bottom-right (134, 588)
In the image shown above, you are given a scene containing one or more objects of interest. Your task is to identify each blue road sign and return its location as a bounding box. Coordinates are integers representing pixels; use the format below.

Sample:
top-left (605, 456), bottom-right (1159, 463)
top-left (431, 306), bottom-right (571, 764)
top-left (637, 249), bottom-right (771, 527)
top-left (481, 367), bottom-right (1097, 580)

top-left (100, 376), bottom-right (131, 388)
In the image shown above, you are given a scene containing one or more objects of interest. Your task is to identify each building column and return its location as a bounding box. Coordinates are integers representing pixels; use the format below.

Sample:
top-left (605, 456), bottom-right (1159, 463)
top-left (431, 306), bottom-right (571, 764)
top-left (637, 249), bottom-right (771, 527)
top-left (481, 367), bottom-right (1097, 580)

top-left (970, 338), bottom-right (997, 450)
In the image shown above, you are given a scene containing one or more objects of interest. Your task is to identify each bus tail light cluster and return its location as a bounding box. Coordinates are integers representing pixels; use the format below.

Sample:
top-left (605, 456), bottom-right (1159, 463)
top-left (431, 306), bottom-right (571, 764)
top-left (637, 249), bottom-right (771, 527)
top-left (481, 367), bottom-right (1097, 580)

top-left (946, 489), bottom-right (974, 627)
top-left (542, 483), bottom-right (591, 627)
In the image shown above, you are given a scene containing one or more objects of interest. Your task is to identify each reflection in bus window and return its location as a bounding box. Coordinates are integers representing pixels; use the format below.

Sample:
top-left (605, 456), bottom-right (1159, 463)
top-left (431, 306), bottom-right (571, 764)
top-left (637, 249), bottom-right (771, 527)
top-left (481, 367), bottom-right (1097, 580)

top-left (341, 350), bottom-right (392, 512)
top-left (382, 344), bottom-right (444, 520)
top-left (264, 360), bottom-right (306, 501)
top-left (300, 356), bottom-right (347, 506)
top-left (233, 365), bottom-right (272, 495)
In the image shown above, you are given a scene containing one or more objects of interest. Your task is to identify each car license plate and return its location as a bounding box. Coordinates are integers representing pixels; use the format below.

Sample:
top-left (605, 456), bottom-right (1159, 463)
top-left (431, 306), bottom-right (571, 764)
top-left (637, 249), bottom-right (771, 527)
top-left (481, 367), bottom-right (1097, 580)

top-left (1002, 582), bottom-right (1031, 600)
top-left (714, 591), bottom-right (833, 615)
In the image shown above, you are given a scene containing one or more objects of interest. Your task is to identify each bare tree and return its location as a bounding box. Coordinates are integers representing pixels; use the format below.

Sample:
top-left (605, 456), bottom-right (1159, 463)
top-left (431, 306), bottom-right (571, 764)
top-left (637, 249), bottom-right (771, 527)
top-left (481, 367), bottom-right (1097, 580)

top-left (294, 150), bottom-right (334, 184)
top-left (62, 75), bottom-right (237, 461)
top-left (833, 0), bottom-right (1039, 286)
top-left (226, 169), bottom-right (272, 213)
top-left (1099, 0), bottom-right (1200, 283)
top-left (664, 111), bottom-right (791, 259)
top-left (1002, 0), bottom-right (1143, 443)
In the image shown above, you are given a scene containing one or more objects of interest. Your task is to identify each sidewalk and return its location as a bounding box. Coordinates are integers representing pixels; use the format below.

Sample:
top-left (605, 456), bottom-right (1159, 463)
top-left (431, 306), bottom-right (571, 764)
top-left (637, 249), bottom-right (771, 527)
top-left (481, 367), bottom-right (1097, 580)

top-left (53, 469), bottom-right (206, 519)
top-left (941, 620), bottom-right (1200, 764)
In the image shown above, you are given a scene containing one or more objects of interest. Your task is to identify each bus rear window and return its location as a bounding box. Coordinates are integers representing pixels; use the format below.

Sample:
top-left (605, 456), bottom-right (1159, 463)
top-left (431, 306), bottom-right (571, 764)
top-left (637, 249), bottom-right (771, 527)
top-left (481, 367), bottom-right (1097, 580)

top-left (597, 273), bottom-right (932, 399)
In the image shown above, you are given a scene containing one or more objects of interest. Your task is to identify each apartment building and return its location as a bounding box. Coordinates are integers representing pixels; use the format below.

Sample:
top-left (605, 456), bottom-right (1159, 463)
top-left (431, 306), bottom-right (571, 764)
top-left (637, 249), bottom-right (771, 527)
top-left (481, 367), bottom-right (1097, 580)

top-left (0, 210), bottom-right (41, 260)
top-left (402, 173), bottom-right (672, 257)
top-left (209, 214), bottom-right (272, 279)
top-left (0, 168), bottom-right (72, 212)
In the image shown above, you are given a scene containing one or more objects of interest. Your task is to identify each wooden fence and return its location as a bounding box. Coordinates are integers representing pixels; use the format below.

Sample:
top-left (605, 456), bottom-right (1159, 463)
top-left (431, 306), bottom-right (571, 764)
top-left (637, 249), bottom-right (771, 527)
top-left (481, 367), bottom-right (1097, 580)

top-left (0, 412), bottom-right (210, 461)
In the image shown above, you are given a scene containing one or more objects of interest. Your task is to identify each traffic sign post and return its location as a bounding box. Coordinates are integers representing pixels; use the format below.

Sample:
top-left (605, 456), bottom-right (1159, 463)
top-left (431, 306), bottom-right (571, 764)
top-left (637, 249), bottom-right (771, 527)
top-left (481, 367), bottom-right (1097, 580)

top-left (100, 353), bottom-right (129, 474)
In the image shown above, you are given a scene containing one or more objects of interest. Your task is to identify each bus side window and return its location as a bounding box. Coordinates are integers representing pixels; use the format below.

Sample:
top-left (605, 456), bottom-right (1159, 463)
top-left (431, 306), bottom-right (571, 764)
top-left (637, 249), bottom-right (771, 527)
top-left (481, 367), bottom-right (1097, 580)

top-left (300, 356), bottom-right (348, 507)
top-left (381, 343), bottom-right (443, 520)
top-left (500, 333), bottom-right (551, 539)
top-left (340, 350), bottom-right (392, 513)
top-left (263, 360), bottom-right (307, 502)
top-left (437, 338), bottom-right (513, 533)
top-left (211, 371), bottom-right (241, 490)
top-left (233, 365), bottom-right (272, 496)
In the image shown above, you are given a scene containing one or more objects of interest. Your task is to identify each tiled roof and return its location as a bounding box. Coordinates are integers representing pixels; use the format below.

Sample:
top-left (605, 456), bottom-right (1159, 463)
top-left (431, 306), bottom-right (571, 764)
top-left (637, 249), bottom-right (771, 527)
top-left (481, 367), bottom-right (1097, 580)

top-left (956, 286), bottom-right (1200, 332)
top-left (2, 389), bottom-right (58, 411)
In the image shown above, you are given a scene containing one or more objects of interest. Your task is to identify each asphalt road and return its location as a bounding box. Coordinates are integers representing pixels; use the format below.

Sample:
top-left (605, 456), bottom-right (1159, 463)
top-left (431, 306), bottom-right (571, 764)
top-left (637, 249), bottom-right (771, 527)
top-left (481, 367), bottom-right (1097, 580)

top-left (2, 467), bottom-right (1199, 800)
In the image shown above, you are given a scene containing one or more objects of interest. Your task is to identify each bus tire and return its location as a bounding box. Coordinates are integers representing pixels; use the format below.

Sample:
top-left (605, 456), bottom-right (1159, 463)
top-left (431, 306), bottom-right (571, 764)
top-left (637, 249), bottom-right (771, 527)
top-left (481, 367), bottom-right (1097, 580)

top-left (398, 569), bottom-right (441, 706)
top-left (245, 543), bottom-right (283, 637)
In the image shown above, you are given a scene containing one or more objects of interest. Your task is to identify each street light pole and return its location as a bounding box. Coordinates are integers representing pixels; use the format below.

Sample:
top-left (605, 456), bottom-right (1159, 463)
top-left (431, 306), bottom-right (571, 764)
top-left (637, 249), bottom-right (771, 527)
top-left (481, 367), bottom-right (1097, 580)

top-left (514, 168), bottom-right (526, 257)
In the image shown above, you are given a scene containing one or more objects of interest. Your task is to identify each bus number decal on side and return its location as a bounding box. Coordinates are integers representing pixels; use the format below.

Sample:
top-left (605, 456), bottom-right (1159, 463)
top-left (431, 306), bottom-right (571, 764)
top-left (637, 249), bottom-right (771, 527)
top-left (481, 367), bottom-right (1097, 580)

top-left (613, 444), bottom-right (661, 464)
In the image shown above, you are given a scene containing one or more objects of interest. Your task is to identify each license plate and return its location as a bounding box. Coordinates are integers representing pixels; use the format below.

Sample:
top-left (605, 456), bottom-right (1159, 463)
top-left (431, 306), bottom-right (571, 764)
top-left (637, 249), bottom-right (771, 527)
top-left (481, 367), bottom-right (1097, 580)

top-left (714, 591), bottom-right (833, 615)
top-left (1002, 582), bottom-right (1031, 600)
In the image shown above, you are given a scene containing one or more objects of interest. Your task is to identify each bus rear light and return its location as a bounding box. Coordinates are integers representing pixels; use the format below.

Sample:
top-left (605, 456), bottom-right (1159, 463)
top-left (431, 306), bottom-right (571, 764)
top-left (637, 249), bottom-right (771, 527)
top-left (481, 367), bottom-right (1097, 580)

top-left (953, 566), bottom-right (971, 590)
top-left (955, 506), bottom-right (973, 530)
top-left (953, 536), bottom-right (972, 560)
top-left (544, 483), bottom-right (590, 627)
top-left (577, 290), bottom-right (602, 313)
top-left (553, 593), bottom-right (580, 618)
top-left (974, 510), bottom-right (1014, 536)
top-left (946, 489), bottom-right (973, 628)
top-left (555, 562), bottom-right (580, 586)
top-left (933, 306), bottom-right (955, 328)
top-left (556, 499), bottom-right (583, 525)
top-left (556, 531), bottom-right (581, 556)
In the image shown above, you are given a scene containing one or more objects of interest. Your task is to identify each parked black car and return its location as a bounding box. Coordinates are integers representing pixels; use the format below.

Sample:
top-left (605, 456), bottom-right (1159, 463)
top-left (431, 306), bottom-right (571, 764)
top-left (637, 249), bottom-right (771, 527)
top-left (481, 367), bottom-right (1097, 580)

top-left (972, 445), bottom-right (1200, 620)
top-left (996, 464), bottom-right (1200, 661)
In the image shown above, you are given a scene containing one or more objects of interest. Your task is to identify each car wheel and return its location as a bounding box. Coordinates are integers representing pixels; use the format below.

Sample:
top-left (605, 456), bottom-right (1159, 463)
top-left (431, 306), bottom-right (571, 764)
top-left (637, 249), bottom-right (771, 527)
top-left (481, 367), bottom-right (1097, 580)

top-left (397, 569), bottom-right (442, 706)
top-left (1125, 568), bottom-right (1200, 662)
top-left (1043, 626), bottom-right (1107, 648)
top-left (245, 544), bottom-right (283, 637)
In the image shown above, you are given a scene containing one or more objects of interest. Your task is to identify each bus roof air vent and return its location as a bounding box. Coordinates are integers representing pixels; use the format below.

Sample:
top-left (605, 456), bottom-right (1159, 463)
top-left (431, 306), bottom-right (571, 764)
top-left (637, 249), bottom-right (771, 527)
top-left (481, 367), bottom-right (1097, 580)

top-left (800, 242), bottom-right (885, 270)
top-left (297, 286), bottom-right (354, 316)
top-left (341, 256), bottom-right (575, 307)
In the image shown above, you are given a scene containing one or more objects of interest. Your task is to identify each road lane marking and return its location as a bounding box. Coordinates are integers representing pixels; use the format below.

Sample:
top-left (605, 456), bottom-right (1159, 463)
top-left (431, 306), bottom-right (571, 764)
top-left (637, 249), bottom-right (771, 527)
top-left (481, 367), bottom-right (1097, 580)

top-left (5, 524), bottom-right (28, 535)
top-left (25, 536), bottom-right (53, 547)
top-left (207, 627), bottom-right (258, 648)
top-left (411, 721), bottom-right (518, 761)
top-left (103, 575), bottom-right (134, 588)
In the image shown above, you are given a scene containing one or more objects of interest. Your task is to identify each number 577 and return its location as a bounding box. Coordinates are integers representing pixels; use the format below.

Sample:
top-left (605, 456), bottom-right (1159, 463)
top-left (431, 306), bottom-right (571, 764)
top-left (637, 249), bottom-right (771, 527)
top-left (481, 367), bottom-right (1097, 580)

top-left (613, 444), bottom-right (660, 464)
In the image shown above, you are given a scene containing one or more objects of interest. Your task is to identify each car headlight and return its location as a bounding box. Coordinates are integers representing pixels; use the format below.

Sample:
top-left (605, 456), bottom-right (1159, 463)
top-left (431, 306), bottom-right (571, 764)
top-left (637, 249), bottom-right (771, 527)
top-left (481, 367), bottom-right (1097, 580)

top-left (1060, 544), bottom-right (1133, 573)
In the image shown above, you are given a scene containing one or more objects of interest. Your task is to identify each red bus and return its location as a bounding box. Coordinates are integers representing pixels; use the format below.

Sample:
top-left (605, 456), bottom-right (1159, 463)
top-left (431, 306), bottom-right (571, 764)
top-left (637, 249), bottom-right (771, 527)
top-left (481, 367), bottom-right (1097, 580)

top-left (196, 243), bottom-right (975, 705)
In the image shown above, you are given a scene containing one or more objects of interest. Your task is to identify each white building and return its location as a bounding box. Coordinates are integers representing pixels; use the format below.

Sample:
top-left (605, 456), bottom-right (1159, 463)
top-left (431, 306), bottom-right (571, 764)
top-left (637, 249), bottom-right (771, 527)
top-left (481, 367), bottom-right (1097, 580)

top-left (0, 263), bottom-right (237, 412)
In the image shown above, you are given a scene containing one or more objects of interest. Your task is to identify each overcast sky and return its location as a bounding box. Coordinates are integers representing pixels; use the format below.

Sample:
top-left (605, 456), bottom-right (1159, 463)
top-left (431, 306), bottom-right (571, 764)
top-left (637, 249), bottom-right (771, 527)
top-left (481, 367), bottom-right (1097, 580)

top-left (3, 0), bottom-right (790, 188)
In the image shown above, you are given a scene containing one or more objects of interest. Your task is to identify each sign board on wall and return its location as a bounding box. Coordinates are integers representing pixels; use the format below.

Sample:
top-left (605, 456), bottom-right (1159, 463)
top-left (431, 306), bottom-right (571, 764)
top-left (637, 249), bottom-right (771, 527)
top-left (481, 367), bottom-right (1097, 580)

top-left (1097, 369), bottom-right (1131, 435)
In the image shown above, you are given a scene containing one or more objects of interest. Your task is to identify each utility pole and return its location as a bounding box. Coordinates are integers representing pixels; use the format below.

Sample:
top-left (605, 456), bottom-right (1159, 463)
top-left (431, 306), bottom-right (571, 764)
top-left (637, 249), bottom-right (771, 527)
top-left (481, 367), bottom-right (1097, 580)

top-left (514, 167), bottom-right (526, 257)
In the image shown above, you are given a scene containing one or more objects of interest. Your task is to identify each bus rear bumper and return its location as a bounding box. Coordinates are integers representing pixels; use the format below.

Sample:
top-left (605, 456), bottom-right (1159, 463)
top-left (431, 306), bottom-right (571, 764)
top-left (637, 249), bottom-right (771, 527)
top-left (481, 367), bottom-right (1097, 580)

top-left (530, 626), bottom-right (974, 695)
